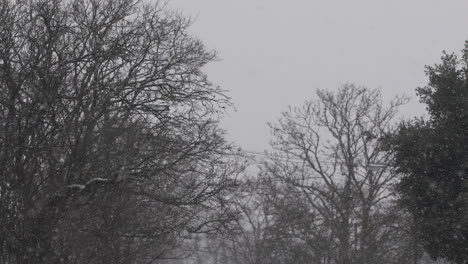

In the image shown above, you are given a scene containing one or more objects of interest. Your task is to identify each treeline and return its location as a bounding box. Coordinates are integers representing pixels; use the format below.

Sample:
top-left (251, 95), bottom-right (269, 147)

top-left (182, 55), bottom-right (468, 264)
top-left (0, 1), bottom-right (467, 264)
top-left (186, 53), bottom-right (468, 264)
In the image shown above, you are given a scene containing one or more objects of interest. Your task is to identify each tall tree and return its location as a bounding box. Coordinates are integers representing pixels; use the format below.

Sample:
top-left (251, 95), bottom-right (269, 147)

top-left (389, 47), bottom-right (468, 264)
top-left (258, 84), bottom-right (413, 264)
top-left (0, 0), bottom-right (244, 263)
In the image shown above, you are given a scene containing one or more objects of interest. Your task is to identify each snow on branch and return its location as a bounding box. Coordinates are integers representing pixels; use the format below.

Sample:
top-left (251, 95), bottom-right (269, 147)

top-left (66, 178), bottom-right (112, 191)
top-left (86, 177), bottom-right (111, 185)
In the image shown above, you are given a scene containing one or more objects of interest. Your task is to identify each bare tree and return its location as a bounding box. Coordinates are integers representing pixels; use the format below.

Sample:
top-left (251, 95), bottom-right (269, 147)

top-left (0, 0), bottom-right (245, 263)
top-left (259, 84), bottom-right (412, 264)
top-left (180, 175), bottom-right (277, 264)
top-left (220, 178), bottom-right (273, 264)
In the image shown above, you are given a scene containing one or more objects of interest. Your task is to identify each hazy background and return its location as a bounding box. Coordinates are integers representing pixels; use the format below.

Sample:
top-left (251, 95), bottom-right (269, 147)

top-left (168, 0), bottom-right (468, 152)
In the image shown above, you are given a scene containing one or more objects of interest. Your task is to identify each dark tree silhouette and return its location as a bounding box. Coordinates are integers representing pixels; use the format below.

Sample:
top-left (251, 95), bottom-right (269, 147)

top-left (389, 47), bottom-right (468, 264)
top-left (0, 0), bottom-right (244, 263)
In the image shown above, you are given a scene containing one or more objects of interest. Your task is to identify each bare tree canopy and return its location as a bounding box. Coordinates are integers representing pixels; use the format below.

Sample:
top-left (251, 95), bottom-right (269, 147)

top-left (254, 84), bottom-right (413, 264)
top-left (0, 0), bottom-right (245, 263)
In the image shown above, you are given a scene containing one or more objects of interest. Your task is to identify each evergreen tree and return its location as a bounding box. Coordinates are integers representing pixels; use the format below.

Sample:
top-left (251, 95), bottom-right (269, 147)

top-left (389, 45), bottom-right (468, 264)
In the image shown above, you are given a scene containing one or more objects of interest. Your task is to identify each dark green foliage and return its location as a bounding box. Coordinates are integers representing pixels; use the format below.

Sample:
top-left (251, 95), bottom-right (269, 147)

top-left (390, 47), bottom-right (468, 263)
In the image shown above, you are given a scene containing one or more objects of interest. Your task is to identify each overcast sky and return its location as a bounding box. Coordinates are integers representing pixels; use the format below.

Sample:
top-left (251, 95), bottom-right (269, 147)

top-left (167, 0), bottom-right (468, 152)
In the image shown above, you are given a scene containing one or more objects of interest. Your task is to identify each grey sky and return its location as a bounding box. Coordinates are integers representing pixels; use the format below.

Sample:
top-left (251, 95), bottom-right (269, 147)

top-left (168, 0), bottom-right (468, 152)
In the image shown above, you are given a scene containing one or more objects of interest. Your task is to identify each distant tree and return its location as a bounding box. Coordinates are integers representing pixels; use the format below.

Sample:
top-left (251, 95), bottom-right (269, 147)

top-left (221, 177), bottom-right (274, 264)
top-left (179, 176), bottom-right (271, 264)
top-left (389, 47), bottom-right (468, 264)
top-left (0, 0), bottom-right (244, 263)
top-left (258, 84), bottom-right (413, 264)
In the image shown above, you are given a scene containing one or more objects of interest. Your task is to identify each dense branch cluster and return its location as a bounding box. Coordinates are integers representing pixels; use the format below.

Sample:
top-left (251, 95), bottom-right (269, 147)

top-left (0, 0), bottom-right (244, 263)
top-left (0, 1), bottom-right (465, 264)
top-left (253, 85), bottom-right (412, 264)
top-left (183, 86), bottom-right (421, 264)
